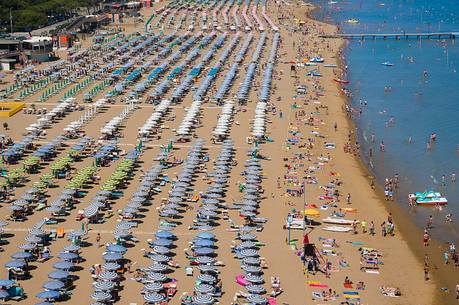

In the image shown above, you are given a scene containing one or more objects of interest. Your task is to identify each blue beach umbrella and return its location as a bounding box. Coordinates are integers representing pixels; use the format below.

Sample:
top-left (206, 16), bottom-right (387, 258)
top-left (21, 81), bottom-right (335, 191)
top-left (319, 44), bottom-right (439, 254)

top-left (42, 281), bottom-right (65, 290)
top-left (36, 290), bottom-right (60, 300)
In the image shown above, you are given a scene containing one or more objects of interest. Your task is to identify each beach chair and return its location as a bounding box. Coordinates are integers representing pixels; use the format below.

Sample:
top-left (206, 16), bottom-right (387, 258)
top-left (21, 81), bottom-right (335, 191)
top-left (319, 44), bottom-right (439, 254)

top-left (57, 227), bottom-right (65, 238)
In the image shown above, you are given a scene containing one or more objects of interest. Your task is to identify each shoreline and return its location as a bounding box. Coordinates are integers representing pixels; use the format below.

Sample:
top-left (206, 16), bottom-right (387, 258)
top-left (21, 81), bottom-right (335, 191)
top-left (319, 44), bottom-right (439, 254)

top-left (307, 2), bottom-right (457, 303)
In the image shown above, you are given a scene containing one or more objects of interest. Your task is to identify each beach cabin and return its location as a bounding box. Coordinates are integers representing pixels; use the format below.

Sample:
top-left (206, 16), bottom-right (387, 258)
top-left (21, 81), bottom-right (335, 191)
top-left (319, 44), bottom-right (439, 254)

top-left (22, 36), bottom-right (54, 62)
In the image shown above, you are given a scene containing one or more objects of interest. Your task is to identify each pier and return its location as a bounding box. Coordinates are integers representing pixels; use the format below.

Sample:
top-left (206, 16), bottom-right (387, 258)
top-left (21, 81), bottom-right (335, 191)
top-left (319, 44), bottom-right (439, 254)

top-left (320, 32), bottom-right (458, 40)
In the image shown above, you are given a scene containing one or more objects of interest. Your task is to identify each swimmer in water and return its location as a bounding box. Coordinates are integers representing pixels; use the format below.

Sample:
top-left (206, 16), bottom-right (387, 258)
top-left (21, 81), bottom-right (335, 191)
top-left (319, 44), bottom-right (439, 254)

top-left (423, 69), bottom-right (428, 78)
top-left (380, 141), bottom-right (385, 152)
top-left (408, 136), bottom-right (413, 144)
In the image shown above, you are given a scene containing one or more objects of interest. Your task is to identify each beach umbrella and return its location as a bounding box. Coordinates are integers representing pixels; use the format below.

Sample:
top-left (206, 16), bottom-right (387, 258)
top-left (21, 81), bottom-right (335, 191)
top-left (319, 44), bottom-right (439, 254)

top-left (193, 239), bottom-right (214, 247)
top-left (239, 233), bottom-right (257, 241)
top-left (58, 252), bottom-right (78, 261)
top-left (0, 280), bottom-right (15, 287)
top-left (143, 282), bottom-right (163, 292)
top-left (146, 272), bottom-right (167, 282)
top-left (0, 221), bottom-right (8, 227)
top-left (91, 291), bottom-right (111, 302)
top-left (63, 244), bottom-right (80, 252)
top-left (36, 290), bottom-right (60, 300)
top-left (19, 243), bottom-right (37, 250)
top-left (197, 265), bottom-right (219, 273)
top-left (93, 281), bottom-right (115, 291)
top-left (246, 284), bottom-right (266, 294)
top-left (53, 261), bottom-right (74, 270)
top-left (116, 222), bottom-right (134, 230)
top-left (103, 252), bottom-right (123, 261)
top-left (144, 263), bottom-right (168, 273)
top-left (102, 262), bottom-right (120, 271)
top-left (240, 249), bottom-right (259, 258)
top-left (246, 294), bottom-right (268, 304)
top-left (193, 247), bottom-right (215, 256)
top-left (196, 256), bottom-right (215, 264)
top-left (197, 273), bottom-right (216, 283)
top-left (0, 289), bottom-right (9, 299)
top-left (42, 281), bottom-right (65, 290)
top-left (195, 283), bottom-right (214, 294)
top-left (192, 294), bottom-right (214, 304)
top-left (150, 239), bottom-right (173, 247)
top-left (152, 246), bottom-right (170, 255)
top-left (144, 292), bottom-right (165, 303)
top-left (11, 251), bottom-right (32, 260)
top-left (106, 244), bottom-right (127, 253)
top-left (98, 271), bottom-right (118, 281)
top-left (196, 232), bottom-right (215, 240)
top-left (241, 264), bottom-right (262, 273)
top-left (4, 260), bottom-right (26, 269)
top-left (48, 270), bottom-right (69, 280)
top-left (202, 198), bottom-right (219, 205)
top-left (155, 231), bottom-right (175, 239)
top-left (242, 257), bottom-right (261, 265)
top-left (244, 274), bottom-right (264, 284)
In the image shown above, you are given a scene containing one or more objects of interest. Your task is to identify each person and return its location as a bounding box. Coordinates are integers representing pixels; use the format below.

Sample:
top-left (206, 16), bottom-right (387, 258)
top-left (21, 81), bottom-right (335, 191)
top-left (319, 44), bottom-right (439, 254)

top-left (456, 283), bottom-right (459, 299)
top-left (346, 193), bottom-right (351, 204)
top-left (446, 214), bottom-right (453, 222)
top-left (423, 232), bottom-right (430, 247)
top-left (427, 215), bottom-right (433, 229)
top-left (381, 221), bottom-right (386, 237)
top-left (334, 122), bottom-right (338, 131)
top-left (444, 251), bottom-right (449, 264)
top-left (452, 173), bottom-right (456, 183)
top-left (361, 220), bottom-right (367, 233)
top-left (424, 263), bottom-right (429, 281)
top-left (369, 221), bottom-right (375, 235)
top-left (96, 233), bottom-right (101, 248)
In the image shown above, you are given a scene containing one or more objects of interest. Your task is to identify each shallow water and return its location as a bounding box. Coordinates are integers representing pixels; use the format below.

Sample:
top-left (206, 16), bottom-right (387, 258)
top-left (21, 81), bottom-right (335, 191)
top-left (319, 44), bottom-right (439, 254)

top-left (312, 0), bottom-right (459, 243)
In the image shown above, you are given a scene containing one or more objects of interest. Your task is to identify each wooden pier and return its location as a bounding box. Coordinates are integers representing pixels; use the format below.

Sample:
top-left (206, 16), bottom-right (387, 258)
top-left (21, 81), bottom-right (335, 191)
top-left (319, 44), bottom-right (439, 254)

top-left (319, 32), bottom-right (458, 40)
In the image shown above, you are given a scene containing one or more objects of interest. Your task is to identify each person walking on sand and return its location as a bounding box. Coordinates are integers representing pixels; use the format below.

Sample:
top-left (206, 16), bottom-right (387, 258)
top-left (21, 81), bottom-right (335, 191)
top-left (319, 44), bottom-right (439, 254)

top-left (369, 221), bottom-right (375, 235)
top-left (96, 233), bottom-right (101, 248)
top-left (423, 231), bottom-right (430, 247)
top-left (381, 222), bottom-right (386, 237)
top-left (424, 263), bottom-right (429, 281)
top-left (346, 193), bottom-right (351, 204)
top-left (361, 220), bottom-right (367, 233)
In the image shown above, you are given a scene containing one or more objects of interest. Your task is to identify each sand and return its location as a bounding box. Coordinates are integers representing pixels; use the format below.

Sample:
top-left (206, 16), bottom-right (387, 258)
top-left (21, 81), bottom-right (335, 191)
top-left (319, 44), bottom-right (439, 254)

top-left (0, 1), bottom-right (444, 304)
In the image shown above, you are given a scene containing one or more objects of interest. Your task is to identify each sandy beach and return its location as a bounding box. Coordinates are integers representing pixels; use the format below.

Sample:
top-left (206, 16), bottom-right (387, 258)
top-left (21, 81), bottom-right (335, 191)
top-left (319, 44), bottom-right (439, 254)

top-left (0, 0), bottom-right (449, 304)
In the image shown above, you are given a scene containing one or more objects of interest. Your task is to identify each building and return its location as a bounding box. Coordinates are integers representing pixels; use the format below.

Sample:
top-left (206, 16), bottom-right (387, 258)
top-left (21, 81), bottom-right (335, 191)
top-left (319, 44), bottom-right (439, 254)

top-left (22, 36), bottom-right (54, 62)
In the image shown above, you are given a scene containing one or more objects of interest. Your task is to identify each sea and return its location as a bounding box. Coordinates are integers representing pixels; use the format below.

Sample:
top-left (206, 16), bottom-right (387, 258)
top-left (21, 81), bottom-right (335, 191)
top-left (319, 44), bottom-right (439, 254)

top-left (311, 0), bottom-right (459, 244)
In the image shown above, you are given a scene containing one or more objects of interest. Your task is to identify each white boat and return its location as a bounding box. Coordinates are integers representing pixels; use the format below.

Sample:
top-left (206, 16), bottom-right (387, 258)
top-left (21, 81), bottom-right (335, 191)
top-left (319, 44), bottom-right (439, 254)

top-left (408, 191), bottom-right (448, 205)
top-left (322, 226), bottom-right (352, 232)
top-left (322, 217), bottom-right (357, 225)
top-left (381, 61), bottom-right (394, 66)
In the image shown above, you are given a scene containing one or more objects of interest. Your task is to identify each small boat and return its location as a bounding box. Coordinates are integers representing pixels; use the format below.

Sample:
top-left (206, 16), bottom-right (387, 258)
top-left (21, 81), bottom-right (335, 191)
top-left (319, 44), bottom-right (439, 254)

top-left (322, 218), bottom-right (357, 225)
top-left (310, 57), bottom-right (324, 63)
top-left (381, 61), bottom-right (394, 66)
top-left (408, 191), bottom-right (447, 205)
top-left (345, 18), bottom-right (359, 24)
top-left (324, 64), bottom-right (337, 68)
top-left (322, 226), bottom-right (352, 232)
top-left (334, 78), bottom-right (349, 84)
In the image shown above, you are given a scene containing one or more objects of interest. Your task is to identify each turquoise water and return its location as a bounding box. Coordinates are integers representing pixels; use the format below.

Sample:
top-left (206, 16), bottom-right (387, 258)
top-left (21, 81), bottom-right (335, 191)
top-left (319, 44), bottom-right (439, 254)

top-left (312, 0), bottom-right (459, 243)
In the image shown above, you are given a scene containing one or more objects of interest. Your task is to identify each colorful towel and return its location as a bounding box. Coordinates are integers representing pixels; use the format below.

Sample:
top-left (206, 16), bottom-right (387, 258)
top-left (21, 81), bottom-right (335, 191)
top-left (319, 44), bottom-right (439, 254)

top-left (308, 281), bottom-right (328, 288)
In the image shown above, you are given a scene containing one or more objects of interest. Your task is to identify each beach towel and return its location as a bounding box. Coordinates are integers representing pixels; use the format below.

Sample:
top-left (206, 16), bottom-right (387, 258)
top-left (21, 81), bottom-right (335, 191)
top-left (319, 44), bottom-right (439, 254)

top-left (268, 297), bottom-right (277, 305)
top-left (366, 269), bottom-right (380, 274)
top-left (308, 281), bottom-right (328, 288)
top-left (343, 291), bottom-right (360, 301)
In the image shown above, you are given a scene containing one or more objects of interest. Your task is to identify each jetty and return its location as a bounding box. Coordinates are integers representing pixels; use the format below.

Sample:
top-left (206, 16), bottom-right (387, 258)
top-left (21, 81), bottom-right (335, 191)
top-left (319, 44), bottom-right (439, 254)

top-left (320, 32), bottom-right (458, 40)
